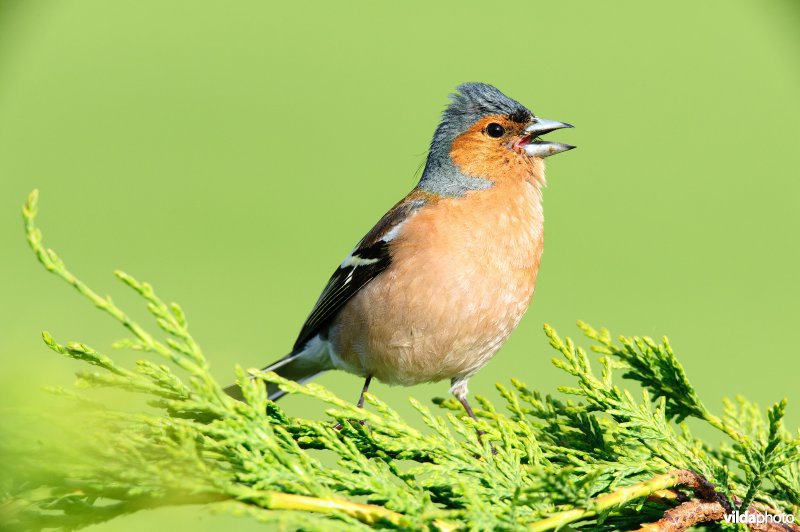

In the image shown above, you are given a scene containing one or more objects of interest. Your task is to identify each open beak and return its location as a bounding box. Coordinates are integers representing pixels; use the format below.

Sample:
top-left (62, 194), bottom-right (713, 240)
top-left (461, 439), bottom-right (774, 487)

top-left (518, 118), bottom-right (575, 158)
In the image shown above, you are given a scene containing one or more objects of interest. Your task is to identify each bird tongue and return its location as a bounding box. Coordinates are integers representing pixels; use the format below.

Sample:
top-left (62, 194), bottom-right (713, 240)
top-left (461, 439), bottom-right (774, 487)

top-left (513, 134), bottom-right (535, 150)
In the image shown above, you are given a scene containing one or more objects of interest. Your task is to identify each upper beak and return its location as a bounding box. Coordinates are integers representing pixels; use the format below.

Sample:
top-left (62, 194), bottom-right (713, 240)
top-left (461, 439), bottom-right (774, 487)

top-left (521, 118), bottom-right (575, 158)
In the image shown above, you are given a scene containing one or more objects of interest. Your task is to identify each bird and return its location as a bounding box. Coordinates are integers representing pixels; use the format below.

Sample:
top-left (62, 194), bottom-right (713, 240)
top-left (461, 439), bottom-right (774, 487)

top-left (225, 82), bottom-right (574, 425)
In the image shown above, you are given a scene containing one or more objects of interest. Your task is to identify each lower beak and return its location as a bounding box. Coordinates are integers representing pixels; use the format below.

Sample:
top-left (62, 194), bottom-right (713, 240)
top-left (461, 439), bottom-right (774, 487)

top-left (521, 118), bottom-right (575, 158)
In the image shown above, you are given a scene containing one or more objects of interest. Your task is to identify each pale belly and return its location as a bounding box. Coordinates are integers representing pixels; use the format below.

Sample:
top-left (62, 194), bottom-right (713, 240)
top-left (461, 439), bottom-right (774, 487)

top-left (329, 181), bottom-right (544, 385)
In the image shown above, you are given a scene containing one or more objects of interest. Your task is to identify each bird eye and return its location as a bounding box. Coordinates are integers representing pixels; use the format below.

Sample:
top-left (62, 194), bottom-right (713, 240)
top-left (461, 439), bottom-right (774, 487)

top-left (486, 123), bottom-right (505, 138)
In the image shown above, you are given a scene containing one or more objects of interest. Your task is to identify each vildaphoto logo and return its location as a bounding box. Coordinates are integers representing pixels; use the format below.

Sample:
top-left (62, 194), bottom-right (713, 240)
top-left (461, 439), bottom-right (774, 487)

top-left (723, 510), bottom-right (795, 525)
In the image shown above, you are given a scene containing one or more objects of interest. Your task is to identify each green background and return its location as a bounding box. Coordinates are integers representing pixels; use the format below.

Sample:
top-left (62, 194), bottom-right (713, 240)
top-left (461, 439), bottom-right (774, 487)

top-left (1, 1), bottom-right (798, 530)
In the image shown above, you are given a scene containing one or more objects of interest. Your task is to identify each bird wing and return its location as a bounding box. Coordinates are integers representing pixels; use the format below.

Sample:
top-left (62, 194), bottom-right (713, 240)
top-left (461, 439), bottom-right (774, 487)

top-left (292, 195), bottom-right (427, 351)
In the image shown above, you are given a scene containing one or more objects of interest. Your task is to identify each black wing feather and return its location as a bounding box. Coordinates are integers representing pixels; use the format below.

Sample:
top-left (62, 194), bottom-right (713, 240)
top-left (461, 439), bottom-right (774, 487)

top-left (293, 240), bottom-right (390, 350)
top-left (292, 198), bottom-right (426, 351)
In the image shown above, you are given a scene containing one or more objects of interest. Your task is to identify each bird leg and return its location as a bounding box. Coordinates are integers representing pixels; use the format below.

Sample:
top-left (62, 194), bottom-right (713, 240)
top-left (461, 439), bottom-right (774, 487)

top-left (456, 394), bottom-right (481, 424)
top-left (458, 395), bottom-right (497, 455)
top-left (457, 394), bottom-right (486, 439)
top-left (451, 378), bottom-right (495, 453)
top-left (357, 375), bottom-right (372, 409)
top-left (335, 375), bottom-right (372, 430)
top-left (356, 375), bottom-right (373, 428)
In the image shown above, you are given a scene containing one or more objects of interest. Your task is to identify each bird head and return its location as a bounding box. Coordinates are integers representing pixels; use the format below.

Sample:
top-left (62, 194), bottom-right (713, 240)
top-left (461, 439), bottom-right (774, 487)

top-left (419, 82), bottom-right (574, 195)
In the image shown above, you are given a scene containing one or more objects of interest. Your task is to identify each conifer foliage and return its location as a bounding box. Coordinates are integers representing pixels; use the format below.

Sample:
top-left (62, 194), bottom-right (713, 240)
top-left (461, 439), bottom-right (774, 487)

top-left (2, 191), bottom-right (798, 531)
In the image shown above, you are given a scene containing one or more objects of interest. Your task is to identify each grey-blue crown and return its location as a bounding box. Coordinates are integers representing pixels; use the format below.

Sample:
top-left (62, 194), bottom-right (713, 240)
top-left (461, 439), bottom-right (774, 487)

top-left (444, 82), bottom-right (532, 127)
top-left (418, 83), bottom-right (533, 196)
top-left (429, 83), bottom-right (533, 157)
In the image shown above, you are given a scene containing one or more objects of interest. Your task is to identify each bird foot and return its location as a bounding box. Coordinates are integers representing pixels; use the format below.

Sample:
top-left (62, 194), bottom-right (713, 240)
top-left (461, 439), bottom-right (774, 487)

top-left (333, 419), bottom-right (371, 432)
top-left (475, 429), bottom-right (498, 455)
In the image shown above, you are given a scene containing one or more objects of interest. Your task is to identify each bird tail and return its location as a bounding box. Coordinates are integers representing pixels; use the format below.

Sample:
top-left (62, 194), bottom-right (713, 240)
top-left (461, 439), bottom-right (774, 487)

top-left (223, 338), bottom-right (332, 402)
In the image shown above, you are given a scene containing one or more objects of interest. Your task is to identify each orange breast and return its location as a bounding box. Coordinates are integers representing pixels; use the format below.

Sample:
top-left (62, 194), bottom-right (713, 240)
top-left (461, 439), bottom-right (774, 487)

top-left (330, 177), bottom-right (545, 385)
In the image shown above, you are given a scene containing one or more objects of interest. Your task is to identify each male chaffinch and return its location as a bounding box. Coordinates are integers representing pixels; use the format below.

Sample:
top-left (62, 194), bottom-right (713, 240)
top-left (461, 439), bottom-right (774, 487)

top-left (226, 82), bottom-right (574, 422)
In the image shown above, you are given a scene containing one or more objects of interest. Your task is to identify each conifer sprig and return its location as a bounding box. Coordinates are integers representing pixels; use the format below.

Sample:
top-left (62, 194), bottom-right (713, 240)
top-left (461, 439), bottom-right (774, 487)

top-left (2, 190), bottom-right (798, 531)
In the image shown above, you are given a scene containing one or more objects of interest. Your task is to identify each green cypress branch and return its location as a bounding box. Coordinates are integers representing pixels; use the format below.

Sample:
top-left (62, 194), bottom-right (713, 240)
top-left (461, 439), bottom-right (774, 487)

top-left (527, 469), bottom-right (726, 531)
top-left (3, 190), bottom-right (798, 531)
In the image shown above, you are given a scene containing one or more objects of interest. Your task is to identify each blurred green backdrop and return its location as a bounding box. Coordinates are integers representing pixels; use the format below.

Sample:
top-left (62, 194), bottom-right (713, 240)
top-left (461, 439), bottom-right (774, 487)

top-left (1, 1), bottom-right (798, 530)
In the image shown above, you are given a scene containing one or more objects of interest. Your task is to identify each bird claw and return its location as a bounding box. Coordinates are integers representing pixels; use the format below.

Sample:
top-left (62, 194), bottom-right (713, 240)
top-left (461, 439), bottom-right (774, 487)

top-left (475, 428), bottom-right (498, 455)
top-left (333, 419), bottom-right (371, 433)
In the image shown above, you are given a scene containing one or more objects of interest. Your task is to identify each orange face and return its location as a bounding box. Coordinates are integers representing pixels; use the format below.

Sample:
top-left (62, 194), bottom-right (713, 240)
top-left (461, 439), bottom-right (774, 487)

top-left (449, 115), bottom-right (544, 186)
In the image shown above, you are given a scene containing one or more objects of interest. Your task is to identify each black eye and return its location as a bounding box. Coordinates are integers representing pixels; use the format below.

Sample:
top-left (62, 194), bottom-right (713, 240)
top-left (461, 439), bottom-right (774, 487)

top-left (486, 123), bottom-right (505, 138)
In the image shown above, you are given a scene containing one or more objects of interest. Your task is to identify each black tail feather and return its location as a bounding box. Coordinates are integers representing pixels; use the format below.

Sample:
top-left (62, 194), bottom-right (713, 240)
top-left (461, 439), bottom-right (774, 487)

top-left (223, 349), bottom-right (328, 402)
